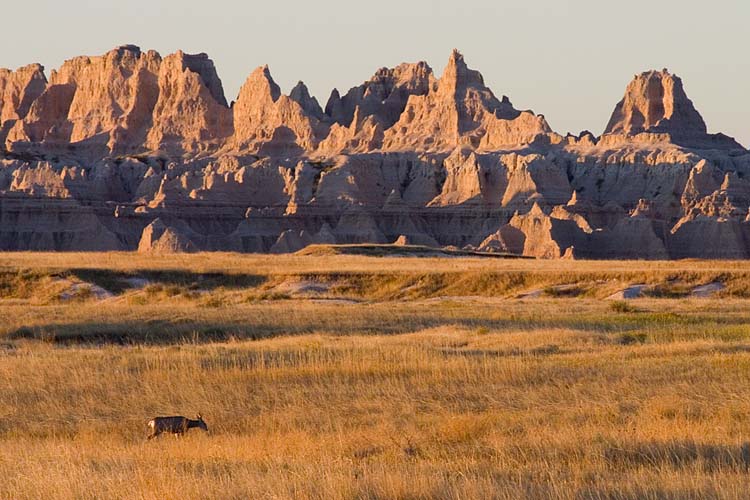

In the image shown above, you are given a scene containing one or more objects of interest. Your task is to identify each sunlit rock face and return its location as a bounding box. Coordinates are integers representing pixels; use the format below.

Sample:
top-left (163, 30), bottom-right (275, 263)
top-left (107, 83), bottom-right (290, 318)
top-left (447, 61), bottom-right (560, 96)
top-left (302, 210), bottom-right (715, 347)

top-left (601, 69), bottom-right (743, 150)
top-left (381, 50), bottom-right (553, 153)
top-left (1, 46), bottom-right (749, 257)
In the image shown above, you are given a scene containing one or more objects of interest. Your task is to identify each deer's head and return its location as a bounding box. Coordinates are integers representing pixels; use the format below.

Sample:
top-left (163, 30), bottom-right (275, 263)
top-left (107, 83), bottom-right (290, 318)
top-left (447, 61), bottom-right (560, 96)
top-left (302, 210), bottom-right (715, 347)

top-left (196, 414), bottom-right (209, 432)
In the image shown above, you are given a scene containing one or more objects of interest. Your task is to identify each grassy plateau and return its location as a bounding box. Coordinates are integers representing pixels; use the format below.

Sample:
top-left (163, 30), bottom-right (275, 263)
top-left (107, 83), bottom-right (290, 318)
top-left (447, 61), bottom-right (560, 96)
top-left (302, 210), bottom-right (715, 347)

top-left (1, 251), bottom-right (750, 499)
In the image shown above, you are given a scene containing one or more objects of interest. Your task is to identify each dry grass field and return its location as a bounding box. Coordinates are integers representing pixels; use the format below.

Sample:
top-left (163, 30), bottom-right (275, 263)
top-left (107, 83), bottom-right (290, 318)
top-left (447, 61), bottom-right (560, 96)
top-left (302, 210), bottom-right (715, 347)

top-left (2, 251), bottom-right (750, 498)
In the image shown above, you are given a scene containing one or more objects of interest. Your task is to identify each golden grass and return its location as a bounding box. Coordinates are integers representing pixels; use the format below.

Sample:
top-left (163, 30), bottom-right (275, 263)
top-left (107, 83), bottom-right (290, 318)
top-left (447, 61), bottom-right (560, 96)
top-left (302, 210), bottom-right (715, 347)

top-left (4, 250), bottom-right (750, 275)
top-left (3, 251), bottom-right (750, 305)
top-left (2, 253), bottom-right (750, 498)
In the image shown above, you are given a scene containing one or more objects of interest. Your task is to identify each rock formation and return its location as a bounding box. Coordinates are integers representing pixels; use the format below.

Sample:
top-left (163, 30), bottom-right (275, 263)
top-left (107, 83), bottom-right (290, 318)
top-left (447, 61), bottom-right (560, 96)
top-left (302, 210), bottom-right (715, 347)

top-left (381, 50), bottom-right (552, 152)
top-left (325, 62), bottom-right (434, 129)
top-left (0, 63), bottom-right (47, 144)
top-left (1, 45), bottom-right (749, 258)
top-left (145, 51), bottom-right (232, 155)
top-left (138, 218), bottom-right (198, 253)
top-left (602, 69), bottom-right (743, 150)
top-left (230, 65), bottom-right (326, 156)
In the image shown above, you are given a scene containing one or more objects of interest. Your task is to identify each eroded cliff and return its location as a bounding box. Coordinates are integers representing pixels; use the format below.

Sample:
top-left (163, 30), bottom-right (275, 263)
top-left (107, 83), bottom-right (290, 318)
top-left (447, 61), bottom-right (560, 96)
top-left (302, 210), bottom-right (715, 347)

top-left (1, 46), bottom-right (748, 258)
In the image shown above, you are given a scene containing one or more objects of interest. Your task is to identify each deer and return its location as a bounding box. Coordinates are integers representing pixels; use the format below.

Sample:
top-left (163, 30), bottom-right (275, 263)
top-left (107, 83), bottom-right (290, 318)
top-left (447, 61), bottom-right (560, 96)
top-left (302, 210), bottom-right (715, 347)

top-left (147, 414), bottom-right (208, 440)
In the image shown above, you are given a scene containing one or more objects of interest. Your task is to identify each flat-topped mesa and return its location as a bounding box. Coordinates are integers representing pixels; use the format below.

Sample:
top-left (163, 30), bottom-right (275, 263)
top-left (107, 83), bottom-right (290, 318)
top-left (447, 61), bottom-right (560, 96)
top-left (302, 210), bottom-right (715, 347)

top-left (230, 65), bottom-right (327, 156)
top-left (325, 61), bottom-right (435, 129)
top-left (381, 50), bottom-right (552, 152)
top-left (602, 69), bottom-right (743, 150)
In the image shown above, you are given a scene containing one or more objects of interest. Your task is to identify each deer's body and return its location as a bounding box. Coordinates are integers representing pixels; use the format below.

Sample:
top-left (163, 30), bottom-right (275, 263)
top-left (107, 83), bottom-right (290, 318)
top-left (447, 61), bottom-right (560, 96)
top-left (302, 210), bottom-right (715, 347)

top-left (147, 414), bottom-right (208, 439)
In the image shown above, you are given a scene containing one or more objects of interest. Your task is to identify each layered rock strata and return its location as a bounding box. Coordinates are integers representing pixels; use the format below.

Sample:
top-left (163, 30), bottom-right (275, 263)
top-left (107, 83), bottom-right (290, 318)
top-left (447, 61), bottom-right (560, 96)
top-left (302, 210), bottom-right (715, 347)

top-left (1, 46), bottom-right (749, 258)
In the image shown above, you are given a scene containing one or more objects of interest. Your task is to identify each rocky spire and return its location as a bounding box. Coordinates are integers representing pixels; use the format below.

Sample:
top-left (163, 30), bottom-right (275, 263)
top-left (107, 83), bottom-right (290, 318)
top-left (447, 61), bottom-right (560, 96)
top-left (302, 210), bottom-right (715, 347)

top-left (231, 65), bottom-right (326, 155)
top-left (439, 49), bottom-right (485, 97)
top-left (603, 69), bottom-right (743, 149)
top-left (289, 81), bottom-right (324, 120)
top-left (145, 50), bottom-right (232, 155)
top-left (324, 61), bottom-right (434, 129)
top-left (5, 46), bottom-right (166, 154)
top-left (236, 65), bottom-right (281, 105)
top-left (0, 63), bottom-right (47, 145)
top-left (381, 50), bottom-right (551, 152)
top-left (605, 69), bottom-right (706, 136)
top-left (0, 64), bottom-right (47, 124)
top-left (324, 88), bottom-right (343, 120)
top-left (174, 51), bottom-right (229, 107)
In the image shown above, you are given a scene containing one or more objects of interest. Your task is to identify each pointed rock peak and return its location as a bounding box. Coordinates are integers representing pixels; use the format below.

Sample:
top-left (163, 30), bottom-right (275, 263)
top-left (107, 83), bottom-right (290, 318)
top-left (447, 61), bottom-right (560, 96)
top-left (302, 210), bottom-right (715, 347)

top-left (325, 88), bottom-right (344, 120)
top-left (290, 81), bottom-right (310, 98)
top-left (604, 68), bottom-right (706, 137)
top-left (0, 62), bottom-right (48, 124)
top-left (167, 50), bottom-right (228, 107)
top-left (448, 49), bottom-right (466, 69)
top-left (290, 81), bottom-right (324, 118)
top-left (442, 49), bottom-right (484, 90)
top-left (350, 105), bottom-right (363, 128)
top-left (529, 202), bottom-right (546, 217)
top-left (350, 105), bottom-right (384, 131)
top-left (689, 159), bottom-right (717, 180)
top-left (238, 65), bottom-right (281, 103)
top-left (147, 217), bottom-right (167, 233)
top-left (567, 190), bottom-right (579, 206)
top-left (695, 158), bottom-right (710, 171)
top-left (630, 198), bottom-right (653, 218)
top-left (384, 189), bottom-right (407, 209)
top-left (562, 247), bottom-right (577, 260)
top-left (720, 172), bottom-right (735, 190)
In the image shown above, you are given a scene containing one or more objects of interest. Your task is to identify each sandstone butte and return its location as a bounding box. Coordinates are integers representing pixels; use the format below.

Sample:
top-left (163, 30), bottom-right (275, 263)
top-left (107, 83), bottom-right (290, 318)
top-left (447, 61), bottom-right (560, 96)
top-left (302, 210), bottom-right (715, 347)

top-left (1, 45), bottom-right (749, 258)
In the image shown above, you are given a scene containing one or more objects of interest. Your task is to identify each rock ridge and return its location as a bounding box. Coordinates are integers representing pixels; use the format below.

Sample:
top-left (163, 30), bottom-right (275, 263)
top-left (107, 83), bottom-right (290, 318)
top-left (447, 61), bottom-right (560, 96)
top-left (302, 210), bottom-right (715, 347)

top-left (0, 46), bottom-right (748, 258)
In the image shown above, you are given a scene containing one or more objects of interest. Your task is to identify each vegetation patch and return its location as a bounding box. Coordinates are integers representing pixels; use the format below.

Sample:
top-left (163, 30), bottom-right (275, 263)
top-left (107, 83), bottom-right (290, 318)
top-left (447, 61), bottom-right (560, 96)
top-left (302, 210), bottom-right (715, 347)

top-left (610, 300), bottom-right (638, 313)
top-left (1, 254), bottom-right (750, 497)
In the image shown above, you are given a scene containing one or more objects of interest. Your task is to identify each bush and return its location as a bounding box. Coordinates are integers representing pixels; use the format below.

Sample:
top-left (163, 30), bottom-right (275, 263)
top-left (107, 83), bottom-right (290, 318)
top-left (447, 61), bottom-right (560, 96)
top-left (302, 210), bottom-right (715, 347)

top-left (201, 296), bottom-right (226, 308)
top-left (610, 300), bottom-right (637, 313)
top-left (618, 333), bottom-right (648, 345)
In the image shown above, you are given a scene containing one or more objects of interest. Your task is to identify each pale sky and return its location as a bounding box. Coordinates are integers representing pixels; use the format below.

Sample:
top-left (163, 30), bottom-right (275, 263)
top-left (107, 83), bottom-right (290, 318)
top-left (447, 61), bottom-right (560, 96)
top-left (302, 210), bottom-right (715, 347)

top-left (2, 0), bottom-right (748, 146)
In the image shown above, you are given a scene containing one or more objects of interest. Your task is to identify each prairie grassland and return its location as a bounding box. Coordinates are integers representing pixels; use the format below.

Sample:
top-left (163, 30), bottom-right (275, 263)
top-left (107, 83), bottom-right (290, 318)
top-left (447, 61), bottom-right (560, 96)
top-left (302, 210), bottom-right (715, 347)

top-left (5, 250), bottom-right (750, 276)
top-left (2, 253), bottom-right (750, 499)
